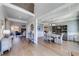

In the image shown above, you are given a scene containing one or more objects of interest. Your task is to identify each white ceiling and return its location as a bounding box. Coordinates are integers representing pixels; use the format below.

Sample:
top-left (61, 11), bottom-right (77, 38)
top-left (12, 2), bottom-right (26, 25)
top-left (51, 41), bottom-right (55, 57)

top-left (3, 6), bottom-right (30, 20)
top-left (2, 3), bottom-right (35, 23)
top-left (35, 3), bottom-right (65, 17)
top-left (1, 3), bottom-right (79, 25)
top-left (35, 3), bottom-right (79, 24)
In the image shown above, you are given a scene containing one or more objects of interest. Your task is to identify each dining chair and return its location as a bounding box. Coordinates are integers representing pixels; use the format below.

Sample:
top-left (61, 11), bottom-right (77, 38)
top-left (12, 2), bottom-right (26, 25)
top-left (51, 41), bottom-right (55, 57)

top-left (49, 36), bottom-right (54, 43)
top-left (55, 33), bottom-right (64, 44)
top-left (44, 32), bottom-right (51, 42)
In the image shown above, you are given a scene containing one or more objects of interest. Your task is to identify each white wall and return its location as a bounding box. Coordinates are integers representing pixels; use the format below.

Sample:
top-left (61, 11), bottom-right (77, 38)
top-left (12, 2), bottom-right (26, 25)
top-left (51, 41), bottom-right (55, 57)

top-left (0, 4), bottom-right (5, 38)
top-left (59, 20), bottom-right (79, 41)
top-left (0, 4), bottom-right (4, 20)
top-left (38, 31), bottom-right (44, 37)
top-left (67, 20), bottom-right (78, 41)
top-left (26, 17), bottom-right (37, 44)
top-left (38, 24), bottom-right (44, 37)
top-left (67, 20), bottom-right (78, 35)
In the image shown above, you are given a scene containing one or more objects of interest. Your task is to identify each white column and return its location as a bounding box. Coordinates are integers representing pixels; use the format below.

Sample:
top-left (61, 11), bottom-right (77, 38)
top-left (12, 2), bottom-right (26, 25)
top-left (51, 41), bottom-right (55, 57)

top-left (34, 18), bottom-right (38, 44)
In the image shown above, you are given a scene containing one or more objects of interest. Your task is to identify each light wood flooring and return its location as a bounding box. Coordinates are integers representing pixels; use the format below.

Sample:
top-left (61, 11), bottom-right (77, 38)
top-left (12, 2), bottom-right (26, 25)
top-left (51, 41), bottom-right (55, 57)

top-left (2, 37), bottom-right (79, 56)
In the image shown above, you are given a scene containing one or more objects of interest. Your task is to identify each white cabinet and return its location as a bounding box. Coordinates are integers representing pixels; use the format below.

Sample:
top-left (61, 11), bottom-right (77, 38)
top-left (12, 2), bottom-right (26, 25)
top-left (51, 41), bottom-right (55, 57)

top-left (0, 37), bottom-right (12, 54)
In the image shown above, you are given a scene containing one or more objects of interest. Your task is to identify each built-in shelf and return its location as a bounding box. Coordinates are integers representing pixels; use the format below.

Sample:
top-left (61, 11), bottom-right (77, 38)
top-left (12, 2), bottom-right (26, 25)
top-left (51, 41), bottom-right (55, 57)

top-left (52, 25), bottom-right (67, 40)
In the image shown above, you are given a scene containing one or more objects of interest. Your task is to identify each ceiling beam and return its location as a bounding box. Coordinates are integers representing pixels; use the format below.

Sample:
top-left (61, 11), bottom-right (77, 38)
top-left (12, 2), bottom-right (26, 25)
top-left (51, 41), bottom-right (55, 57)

top-left (40, 4), bottom-right (79, 23)
top-left (7, 17), bottom-right (27, 24)
top-left (38, 3), bottom-right (73, 19)
top-left (2, 3), bottom-right (35, 17)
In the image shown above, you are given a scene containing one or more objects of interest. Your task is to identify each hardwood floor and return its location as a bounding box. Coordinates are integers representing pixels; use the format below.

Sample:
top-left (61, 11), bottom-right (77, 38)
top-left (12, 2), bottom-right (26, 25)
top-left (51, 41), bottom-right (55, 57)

top-left (2, 37), bottom-right (79, 56)
top-left (38, 37), bottom-right (79, 56)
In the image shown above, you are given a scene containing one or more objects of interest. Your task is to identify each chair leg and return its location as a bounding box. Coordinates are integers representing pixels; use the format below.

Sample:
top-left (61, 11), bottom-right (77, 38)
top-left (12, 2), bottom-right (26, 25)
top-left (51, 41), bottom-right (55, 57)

top-left (50, 40), bottom-right (51, 43)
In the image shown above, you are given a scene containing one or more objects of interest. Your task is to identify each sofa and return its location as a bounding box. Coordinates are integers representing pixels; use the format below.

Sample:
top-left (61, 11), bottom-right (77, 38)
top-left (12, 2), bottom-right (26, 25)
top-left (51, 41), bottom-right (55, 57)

top-left (0, 36), bottom-right (12, 55)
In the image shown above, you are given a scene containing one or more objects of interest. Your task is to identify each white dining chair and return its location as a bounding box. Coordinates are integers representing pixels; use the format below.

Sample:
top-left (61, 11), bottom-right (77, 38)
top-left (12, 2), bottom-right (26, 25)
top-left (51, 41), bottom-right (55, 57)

top-left (44, 32), bottom-right (52, 42)
top-left (55, 33), bottom-right (64, 44)
top-left (49, 36), bottom-right (54, 43)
